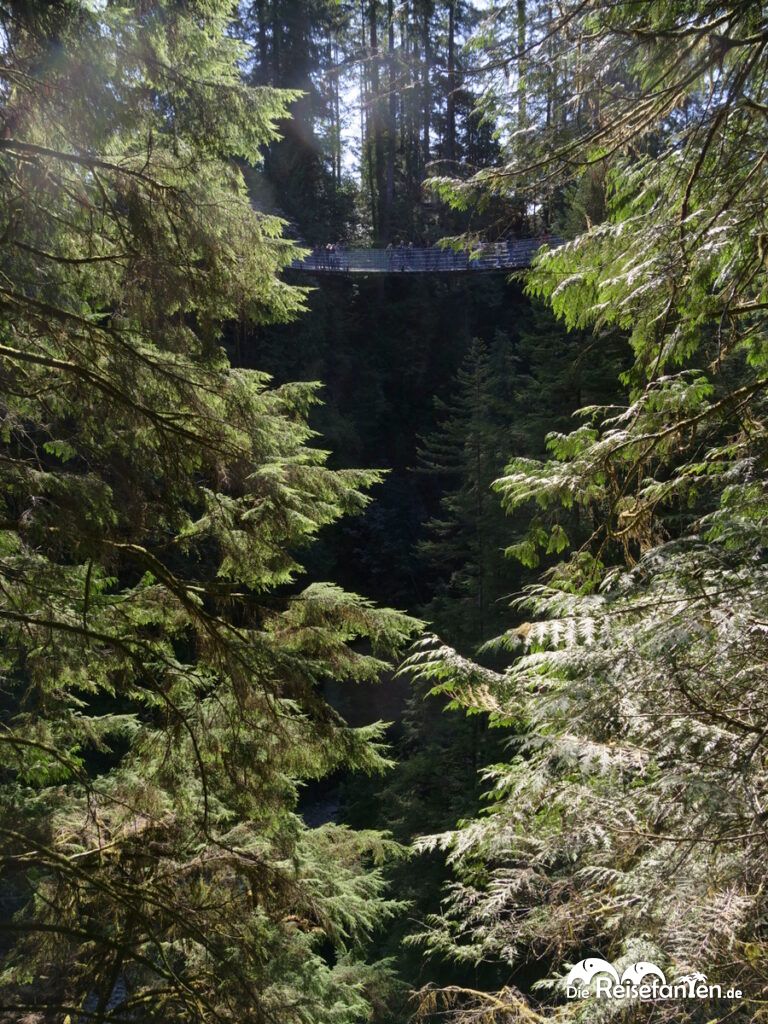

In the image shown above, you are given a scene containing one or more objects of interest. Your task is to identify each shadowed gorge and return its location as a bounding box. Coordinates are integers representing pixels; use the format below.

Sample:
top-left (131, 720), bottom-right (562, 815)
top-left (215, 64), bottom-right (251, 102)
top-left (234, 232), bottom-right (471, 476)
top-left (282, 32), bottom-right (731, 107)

top-left (0, 3), bottom-right (766, 1024)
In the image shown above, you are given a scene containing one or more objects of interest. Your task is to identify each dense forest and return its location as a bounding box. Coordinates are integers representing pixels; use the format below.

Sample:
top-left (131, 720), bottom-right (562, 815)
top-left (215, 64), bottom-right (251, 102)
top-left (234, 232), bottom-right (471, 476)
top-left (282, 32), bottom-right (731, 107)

top-left (0, 1), bottom-right (766, 1023)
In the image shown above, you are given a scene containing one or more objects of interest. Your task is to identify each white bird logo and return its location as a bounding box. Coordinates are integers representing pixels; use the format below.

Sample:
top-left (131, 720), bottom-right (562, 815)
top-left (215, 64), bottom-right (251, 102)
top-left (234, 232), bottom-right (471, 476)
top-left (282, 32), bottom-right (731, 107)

top-left (565, 958), bottom-right (621, 988)
top-left (620, 961), bottom-right (666, 986)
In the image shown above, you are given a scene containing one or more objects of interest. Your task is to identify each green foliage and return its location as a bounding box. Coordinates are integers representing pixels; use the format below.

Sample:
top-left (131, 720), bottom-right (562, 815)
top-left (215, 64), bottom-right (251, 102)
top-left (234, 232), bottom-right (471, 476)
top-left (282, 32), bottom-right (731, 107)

top-left (407, 2), bottom-right (768, 1022)
top-left (418, 316), bottom-right (626, 637)
top-left (0, 2), bottom-right (420, 1021)
top-left (418, 335), bottom-right (521, 646)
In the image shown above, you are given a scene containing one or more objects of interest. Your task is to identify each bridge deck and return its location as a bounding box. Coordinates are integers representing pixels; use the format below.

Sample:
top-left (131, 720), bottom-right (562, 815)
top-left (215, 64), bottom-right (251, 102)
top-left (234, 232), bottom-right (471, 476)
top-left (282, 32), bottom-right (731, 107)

top-left (289, 238), bottom-right (559, 274)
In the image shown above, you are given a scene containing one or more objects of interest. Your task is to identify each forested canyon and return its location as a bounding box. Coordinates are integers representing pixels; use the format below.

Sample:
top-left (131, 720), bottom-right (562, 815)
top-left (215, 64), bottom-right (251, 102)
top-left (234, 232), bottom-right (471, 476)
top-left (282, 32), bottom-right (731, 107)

top-left (0, 2), bottom-right (767, 1023)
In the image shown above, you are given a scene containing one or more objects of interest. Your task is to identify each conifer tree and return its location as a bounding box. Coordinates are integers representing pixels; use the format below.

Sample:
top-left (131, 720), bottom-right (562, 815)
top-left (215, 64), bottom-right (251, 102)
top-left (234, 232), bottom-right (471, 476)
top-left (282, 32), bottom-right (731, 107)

top-left (409, 2), bottom-right (768, 1021)
top-left (418, 336), bottom-right (518, 646)
top-left (0, 3), bottom-right (418, 1021)
top-left (418, 319), bottom-right (624, 639)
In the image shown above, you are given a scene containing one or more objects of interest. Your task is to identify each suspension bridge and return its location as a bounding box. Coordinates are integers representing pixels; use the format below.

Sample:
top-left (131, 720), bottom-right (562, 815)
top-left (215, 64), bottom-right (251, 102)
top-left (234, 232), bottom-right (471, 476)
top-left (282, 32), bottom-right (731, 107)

top-left (289, 237), bottom-right (561, 274)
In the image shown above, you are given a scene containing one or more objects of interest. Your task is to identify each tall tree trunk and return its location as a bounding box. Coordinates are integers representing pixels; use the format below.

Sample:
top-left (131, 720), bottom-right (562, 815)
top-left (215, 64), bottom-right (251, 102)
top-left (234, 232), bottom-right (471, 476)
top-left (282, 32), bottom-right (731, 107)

top-left (333, 38), bottom-right (342, 184)
top-left (271, 0), bottom-right (281, 85)
top-left (384, 0), bottom-right (396, 240)
top-left (517, 0), bottom-right (527, 130)
top-left (256, 0), bottom-right (268, 82)
top-left (368, 0), bottom-right (386, 241)
top-left (445, 0), bottom-right (456, 161)
top-left (360, 1), bottom-right (377, 237)
top-left (402, 5), bottom-right (414, 201)
top-left (421, 1), bottom-right (431, 170)
top-left (545, 2), bottom-right (553, 129)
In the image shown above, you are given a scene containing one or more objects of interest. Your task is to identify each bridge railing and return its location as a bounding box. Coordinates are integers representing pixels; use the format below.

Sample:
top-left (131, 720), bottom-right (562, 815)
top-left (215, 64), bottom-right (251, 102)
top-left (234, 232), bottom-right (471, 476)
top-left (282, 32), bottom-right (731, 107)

top-left (289, 238), bottom-right (560, 274)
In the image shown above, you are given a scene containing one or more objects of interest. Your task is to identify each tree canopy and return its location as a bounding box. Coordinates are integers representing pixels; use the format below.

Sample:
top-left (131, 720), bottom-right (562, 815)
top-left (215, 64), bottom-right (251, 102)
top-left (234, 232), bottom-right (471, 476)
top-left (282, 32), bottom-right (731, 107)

top-left (409, 2), bottom-right (768, 1021)
top-left (3, 2), bottom-right (767, 1023)
top-left (0, 3), bottom-right (418, 1021)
